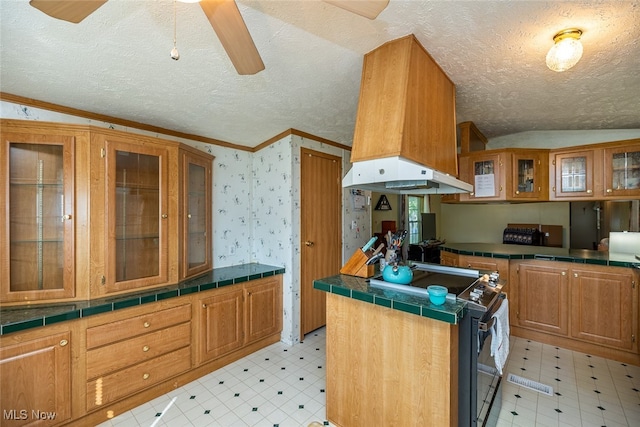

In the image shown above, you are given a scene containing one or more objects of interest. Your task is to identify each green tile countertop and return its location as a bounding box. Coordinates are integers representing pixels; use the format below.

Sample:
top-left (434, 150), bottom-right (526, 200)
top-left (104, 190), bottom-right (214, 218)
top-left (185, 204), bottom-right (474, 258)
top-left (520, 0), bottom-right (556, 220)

top-left (0, 263), bottom-right (285, 336)
top-left (313, 274), bottom-right (467, 325)
top-left (441, 243), bottom-right (640, 268)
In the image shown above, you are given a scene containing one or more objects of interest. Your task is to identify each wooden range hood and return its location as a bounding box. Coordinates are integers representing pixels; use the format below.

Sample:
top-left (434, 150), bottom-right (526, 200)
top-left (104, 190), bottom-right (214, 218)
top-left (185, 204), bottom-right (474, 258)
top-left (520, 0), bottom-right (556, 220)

top-left (350, 34), bottom-right (459, 177)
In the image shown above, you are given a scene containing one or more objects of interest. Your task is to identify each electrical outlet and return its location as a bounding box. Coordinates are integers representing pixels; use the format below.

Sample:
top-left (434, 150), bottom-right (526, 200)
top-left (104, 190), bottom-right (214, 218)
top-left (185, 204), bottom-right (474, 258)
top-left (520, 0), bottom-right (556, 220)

top-left (229, 245), bottom-right (236, 255)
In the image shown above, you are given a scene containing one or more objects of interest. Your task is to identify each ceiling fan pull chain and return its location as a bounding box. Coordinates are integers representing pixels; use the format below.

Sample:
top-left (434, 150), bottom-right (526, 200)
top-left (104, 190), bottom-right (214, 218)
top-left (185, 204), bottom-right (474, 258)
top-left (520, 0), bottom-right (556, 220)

top-left (170, 0), bottom-right (180, 60)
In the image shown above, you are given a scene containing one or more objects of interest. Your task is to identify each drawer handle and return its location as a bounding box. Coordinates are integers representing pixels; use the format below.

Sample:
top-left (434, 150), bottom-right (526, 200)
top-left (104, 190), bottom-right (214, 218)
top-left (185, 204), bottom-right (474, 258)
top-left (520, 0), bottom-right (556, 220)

top-left (143, 373), bottom-right (150, 380)
top-left (143, 322), bottom-right (150, 328)
top-left (60, 339), bottom-right (68, 347)
top-left (143, 345), bottom-right (150, 352)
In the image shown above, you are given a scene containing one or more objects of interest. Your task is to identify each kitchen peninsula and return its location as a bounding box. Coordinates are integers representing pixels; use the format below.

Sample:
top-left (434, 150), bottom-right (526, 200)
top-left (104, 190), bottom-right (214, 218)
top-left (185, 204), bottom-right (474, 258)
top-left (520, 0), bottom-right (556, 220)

top-left (313, 273), bottom-right (468, 426)
top-left (440, 243), bottom-right (640, 365)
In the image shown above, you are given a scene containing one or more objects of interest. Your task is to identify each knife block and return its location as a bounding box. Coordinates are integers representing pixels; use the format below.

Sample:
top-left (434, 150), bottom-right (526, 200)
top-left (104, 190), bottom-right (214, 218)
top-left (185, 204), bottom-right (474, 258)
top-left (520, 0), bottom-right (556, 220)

top-left (340, 248), bottom-right (375, 278)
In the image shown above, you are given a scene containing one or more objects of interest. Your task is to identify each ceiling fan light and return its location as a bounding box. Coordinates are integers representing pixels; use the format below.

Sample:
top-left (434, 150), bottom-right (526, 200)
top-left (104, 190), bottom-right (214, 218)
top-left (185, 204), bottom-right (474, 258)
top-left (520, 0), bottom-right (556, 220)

top-left (546, 28), bottom-right (583, 72)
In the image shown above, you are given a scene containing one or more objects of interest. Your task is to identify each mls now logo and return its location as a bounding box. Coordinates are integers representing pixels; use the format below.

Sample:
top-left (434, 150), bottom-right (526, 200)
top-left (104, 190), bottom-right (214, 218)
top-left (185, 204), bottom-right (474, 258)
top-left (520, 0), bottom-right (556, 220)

top-left (3, 409), bottom-right (57, 421)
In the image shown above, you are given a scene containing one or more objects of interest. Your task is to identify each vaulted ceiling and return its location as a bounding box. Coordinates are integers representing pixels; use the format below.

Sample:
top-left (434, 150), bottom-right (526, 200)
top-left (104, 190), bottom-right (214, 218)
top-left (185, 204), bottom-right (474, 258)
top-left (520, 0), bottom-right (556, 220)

top-left (1, 0), bottom-right (639, 148)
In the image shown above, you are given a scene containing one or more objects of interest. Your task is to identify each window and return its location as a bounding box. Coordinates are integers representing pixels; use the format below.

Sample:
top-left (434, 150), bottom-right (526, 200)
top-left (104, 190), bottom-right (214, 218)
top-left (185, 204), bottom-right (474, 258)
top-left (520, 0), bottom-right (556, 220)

top-left (407, 196), bottom-right (425, 244)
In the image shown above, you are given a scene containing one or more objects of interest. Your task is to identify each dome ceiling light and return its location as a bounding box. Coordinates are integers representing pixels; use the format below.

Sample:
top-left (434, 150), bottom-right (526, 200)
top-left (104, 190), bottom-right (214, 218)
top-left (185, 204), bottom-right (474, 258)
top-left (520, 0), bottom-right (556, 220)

top-left (546, 28), bottom-right (583, 72)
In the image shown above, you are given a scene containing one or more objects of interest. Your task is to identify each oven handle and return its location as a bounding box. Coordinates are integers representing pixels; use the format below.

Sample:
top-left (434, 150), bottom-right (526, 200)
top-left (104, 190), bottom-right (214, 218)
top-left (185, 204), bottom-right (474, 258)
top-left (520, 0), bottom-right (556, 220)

top-left (478, 293), bottom-right (506, 332)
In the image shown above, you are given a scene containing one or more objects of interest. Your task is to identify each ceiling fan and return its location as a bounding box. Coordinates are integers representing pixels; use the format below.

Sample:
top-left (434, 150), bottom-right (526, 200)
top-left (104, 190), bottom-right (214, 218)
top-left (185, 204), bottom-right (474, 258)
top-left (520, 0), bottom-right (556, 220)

top-left (29, 0), bottom-right (389, 75)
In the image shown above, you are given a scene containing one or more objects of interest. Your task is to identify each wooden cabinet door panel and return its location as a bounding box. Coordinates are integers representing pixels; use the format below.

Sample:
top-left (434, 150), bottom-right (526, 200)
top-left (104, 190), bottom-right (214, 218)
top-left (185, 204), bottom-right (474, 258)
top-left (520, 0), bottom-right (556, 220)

top-left (86, 322), bottom-right (191, 379)
top-left (245, 277), bottom-right (282, 344)
top-left (571, 268), bottom-right (636, 351)
top-left (0, 331), bottom-right (71, 426)
top-left (86, 304), bottom-right (191, 349)
top-left (439, 251), bottom-right (458, 267)
top-left (198, 287), bottom-right (244, 363)
top-left (458, 255), bottom-right (509, 275)
top-left (86, 346), bottom-right (191, 410)
top-left (518, 264), bottom-right (569, 336)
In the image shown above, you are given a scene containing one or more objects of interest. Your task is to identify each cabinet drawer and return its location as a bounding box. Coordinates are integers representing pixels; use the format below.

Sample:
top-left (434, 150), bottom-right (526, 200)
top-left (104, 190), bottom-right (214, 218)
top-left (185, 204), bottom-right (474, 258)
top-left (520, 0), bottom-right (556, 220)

top-left (87, 346), bottom-right (191, 410)
top-left (86, 322), bottom-right (191, 379)
top-left (87, 304), bottom-right (191, 349)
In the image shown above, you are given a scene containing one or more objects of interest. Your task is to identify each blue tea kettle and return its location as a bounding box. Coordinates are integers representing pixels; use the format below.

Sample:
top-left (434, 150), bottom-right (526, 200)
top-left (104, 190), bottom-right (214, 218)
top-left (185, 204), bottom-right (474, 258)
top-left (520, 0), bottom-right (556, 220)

top-left (382, 264), bottom-right (413, 285)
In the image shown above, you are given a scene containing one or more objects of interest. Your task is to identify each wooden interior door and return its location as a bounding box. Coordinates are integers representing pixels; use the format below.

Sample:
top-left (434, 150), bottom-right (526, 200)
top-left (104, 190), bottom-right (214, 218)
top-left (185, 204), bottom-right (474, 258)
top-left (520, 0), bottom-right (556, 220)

top-left (300, 148), bottom-right (342, 338)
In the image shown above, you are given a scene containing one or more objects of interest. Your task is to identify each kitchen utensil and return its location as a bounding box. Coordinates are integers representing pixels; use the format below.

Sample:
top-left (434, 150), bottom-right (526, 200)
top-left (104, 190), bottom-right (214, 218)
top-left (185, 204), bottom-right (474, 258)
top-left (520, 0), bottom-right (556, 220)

top-left (362, 236), bottom-right (378, 252)
top-left (382, 264), bottom-right (413, 284)
top-left (427, 285), bottom-right (448, 305)
top-left (371, 243), bottom-right (384, 255)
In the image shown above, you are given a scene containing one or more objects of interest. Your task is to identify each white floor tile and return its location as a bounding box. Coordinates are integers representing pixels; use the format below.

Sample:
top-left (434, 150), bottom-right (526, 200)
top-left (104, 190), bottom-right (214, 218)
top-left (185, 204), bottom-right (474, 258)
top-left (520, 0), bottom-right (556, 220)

top-left (97, 327), bottom-right (640, 427)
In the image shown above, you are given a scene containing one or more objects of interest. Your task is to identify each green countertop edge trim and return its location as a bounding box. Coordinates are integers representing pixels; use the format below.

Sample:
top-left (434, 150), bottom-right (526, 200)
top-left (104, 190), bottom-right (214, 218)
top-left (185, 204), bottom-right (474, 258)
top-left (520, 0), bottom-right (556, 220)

top-left (313, 279), bottom-right (463, 325)
top-left (0, 264), bottom-right (285, 336)
top-left (440, 246), bottom-right (639, 268)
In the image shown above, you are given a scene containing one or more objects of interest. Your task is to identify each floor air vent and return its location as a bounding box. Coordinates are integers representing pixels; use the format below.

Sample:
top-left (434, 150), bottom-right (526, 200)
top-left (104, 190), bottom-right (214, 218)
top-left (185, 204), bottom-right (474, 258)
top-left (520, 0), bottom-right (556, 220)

top-left (506, 373), bottom-right (553, 396)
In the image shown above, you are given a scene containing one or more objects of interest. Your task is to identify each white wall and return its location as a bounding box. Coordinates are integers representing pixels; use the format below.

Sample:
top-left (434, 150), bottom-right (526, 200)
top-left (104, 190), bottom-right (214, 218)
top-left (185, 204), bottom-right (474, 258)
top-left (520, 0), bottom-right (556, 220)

top-left (488, 129), bottom-right (640, 149)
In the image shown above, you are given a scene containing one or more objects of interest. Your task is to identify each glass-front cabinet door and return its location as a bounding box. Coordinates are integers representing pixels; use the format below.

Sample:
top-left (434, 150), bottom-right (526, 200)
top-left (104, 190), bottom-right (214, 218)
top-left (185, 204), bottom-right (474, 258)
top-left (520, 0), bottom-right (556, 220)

top-left (511, 151), bottom-right (548, 200)
top-left (552, 150), bottom-right (595, 198)
top-left (1, 134), bottom-right (75, 302)
top-left (180, 148), bottom-right (212, 279)
top-left (604, 144), bottom-right (640, 197)
top-left (466, 152), bottom-right (504, 201)
top-left (104, 139), bottom-right (169, 292)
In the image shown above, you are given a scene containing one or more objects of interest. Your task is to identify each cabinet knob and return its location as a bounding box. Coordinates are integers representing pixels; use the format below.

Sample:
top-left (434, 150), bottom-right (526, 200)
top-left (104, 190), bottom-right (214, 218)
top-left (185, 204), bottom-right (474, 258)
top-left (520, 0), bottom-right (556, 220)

top-left (59, 339), bottom-right (68, 347)
top-left (562, 271), bottom-right (566, 276)
top-left (470, 192), bottom-right (475, 196)
top-left (305, 241), bottom-right (314, 247)
top-left (61, 214), bottom-right (72, 222)
top-left (143, 373), bottom-right (150, 380)
top-left (162, 214), bottom-right (168, 219)
top-left (515, 190), bottom-right (520, 195)
top-left (499, 186), bottom-right (503, 192)
top-left (187, 214), bottom-right (192, 219)
top-left (143, 345), bottom-right (150, 352)
top-left (552, 186), bottom-right (556, 192)
top-left (587, 189), bottom-right (592, 194)
top-left (606, 189), bottom-right (613, 193)
top-left (143, 321), bottom-right (150, 328)
top-left (574, 273), bottom-right (578, 278)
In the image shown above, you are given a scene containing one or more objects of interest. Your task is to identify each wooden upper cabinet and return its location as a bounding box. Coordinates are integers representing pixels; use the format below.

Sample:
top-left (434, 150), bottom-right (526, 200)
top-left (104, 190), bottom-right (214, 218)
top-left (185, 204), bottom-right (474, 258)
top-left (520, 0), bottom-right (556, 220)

top-left (1, 125), bottom-right (84, 303)
top-left (510, 149), bottom-right (549, 200)
top-left (350, 35), bottom-right (458, 176)
top-left (179, 146), bottom-right (214, 280)
top-left (459, 151), bottom-right (505, 201)
top-left (455, 148), bottom-right (548, 202)
top-left (550, 148), bottom-right (601, 200)
top-left (90, 131), bottom-right (179, 296)
top-left (603, 139), bottom-right (640, 198)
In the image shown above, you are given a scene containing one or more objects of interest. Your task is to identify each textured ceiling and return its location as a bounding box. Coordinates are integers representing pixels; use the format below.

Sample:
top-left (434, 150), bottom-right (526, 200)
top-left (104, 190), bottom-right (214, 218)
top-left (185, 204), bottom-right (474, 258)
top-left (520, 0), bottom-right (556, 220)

top-left (1, 0), bottom-right (639, 148)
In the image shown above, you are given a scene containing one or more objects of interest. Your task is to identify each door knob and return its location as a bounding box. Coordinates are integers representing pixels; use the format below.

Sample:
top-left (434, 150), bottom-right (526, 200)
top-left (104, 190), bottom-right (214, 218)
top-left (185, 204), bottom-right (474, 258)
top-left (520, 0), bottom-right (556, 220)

top-left (305, 241), bottom-right (314, 247)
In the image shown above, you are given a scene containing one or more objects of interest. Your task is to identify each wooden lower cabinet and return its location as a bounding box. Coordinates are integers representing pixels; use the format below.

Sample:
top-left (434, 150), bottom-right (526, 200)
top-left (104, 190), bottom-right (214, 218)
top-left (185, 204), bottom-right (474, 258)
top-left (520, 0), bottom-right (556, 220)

top-left (0, 275), bottom-right (283, 426)
top-left (515, 262), bottom-right (570, 336)
top-left (571, 267), bottom-right (636, 351)
top-left (198, 286), bottom-right (244, 363)
top-left (511, 261), bottom-right (639, 363)
top-left (197, 276), bottom-right (283, 364)
top-left (245, 277), bottom-right (283, 344)
top-left (458, 254), bottom-right (509, 275)
top-left (85, 304), bottom-right (192, 411)
top-left (0, 328), bottom-right (71, 427)
top-left (439, 251), bottom-right (459, 267)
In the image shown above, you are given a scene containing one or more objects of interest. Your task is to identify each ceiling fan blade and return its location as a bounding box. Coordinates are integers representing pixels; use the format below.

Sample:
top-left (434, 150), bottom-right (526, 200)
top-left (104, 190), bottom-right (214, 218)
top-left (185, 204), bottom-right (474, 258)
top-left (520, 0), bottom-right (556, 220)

top-left (29, 0), bottom-right (107, 23)
top-left (200, 0), bottom-right (265, 75)
top-left (323, 0), bottom-right (389, 20)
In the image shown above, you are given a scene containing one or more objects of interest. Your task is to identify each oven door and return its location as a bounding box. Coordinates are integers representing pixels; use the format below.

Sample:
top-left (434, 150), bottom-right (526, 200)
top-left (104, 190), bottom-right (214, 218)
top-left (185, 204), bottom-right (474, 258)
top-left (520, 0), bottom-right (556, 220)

top-left (475, 298), bottom-right (504, 427)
